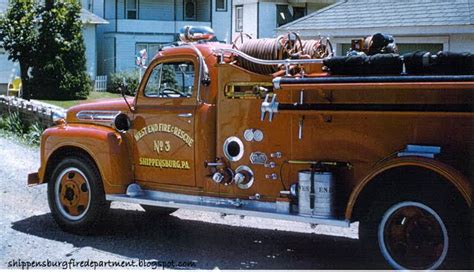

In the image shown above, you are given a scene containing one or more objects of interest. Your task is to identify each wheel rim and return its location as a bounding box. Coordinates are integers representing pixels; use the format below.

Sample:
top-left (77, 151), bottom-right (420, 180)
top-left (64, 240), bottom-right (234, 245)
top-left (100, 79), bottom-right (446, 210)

top-left (378, 201), bottom-right (448, 270)
top-left (54, 167), bottom-right (91, 221)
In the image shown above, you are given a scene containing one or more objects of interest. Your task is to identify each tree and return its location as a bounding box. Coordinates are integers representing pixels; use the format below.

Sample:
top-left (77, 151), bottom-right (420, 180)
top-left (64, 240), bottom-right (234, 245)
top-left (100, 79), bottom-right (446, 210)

top-left (1, 0), bottom-right (91, 100)
top-left (0, 0), bottom-right (39, 100)
top-left (32, 0), bottom-right (91, 99)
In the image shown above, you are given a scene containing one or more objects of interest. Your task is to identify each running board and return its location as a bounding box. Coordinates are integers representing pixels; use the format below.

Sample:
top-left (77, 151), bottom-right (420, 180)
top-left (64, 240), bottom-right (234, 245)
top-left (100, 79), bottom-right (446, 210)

top-left (106, 189), bottom-right (350, 228)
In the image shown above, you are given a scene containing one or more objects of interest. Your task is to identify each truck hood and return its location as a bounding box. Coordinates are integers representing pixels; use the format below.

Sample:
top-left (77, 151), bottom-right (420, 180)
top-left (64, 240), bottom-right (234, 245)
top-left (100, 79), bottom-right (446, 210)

top-left (66, 97), bottom-right (134, 124)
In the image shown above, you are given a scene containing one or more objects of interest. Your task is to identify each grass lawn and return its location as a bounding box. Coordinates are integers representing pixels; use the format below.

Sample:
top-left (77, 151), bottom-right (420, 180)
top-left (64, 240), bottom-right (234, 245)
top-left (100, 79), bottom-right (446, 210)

top-left (35, 91), bottom-right (123, 109)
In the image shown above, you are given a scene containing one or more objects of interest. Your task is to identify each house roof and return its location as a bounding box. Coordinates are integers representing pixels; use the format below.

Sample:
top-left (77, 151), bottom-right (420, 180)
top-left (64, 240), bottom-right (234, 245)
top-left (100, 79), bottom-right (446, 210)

top-left (279, 0), bottom-right (474, 31)
top-left (0, 4), bottom-right (107, 25)
top-left (80, 8), bottom-right (108, 25)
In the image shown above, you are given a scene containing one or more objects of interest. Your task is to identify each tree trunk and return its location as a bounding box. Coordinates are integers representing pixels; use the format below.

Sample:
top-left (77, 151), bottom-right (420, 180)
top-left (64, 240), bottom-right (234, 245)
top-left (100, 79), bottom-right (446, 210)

top-left (19, 62), bottom-right (30, 101)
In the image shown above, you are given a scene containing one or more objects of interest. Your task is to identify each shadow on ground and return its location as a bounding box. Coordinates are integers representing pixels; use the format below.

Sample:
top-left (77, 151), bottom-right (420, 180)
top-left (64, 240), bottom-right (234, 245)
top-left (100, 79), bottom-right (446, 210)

top-left (12, 208), bottom-right (380, 269)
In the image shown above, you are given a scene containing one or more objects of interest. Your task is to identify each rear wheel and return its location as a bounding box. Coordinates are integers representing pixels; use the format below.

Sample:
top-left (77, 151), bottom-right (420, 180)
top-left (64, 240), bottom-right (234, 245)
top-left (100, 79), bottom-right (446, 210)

top-left (359, 192), bottom-right (468, 269)
top-left (48, 156), bottom-right (109, 234)
top-left (378, 201), bottom-right (448, 269)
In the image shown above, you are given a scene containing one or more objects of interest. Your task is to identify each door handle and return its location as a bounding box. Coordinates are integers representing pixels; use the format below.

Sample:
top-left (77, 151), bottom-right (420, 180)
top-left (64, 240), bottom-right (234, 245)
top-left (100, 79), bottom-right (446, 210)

top-left (177, 113), bottom-right (193, 118)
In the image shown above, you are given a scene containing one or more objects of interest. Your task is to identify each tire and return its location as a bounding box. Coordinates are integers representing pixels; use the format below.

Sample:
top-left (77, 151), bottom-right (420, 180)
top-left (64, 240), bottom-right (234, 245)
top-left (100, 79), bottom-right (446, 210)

top-left (359, 191), bottom-right (469, 269)
top-left (47, 156), bottom-right (110, 234)
top-left (141, 205), bottom-right (177, 217)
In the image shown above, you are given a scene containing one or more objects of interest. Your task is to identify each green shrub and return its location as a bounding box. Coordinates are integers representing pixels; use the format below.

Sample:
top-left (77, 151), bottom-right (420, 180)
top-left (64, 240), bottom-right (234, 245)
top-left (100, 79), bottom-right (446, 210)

top-left (108, 70), bottom-right (140, 96)
top-left (26, 122), bottom-right (44, 145)
top-left (0, 112), bottom-right (44, 145)
top-left (5, 111), bottom-right (26, 134)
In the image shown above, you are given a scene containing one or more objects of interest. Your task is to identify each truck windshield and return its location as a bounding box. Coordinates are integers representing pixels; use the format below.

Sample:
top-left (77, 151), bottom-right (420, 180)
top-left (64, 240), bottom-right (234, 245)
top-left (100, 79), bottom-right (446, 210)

top-left (144, 61), bottom-right (195, 98)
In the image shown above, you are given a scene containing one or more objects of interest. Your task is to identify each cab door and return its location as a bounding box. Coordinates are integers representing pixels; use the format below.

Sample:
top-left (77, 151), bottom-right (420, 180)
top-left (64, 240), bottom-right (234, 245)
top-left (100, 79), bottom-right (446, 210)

top-left (132, 56), bottom-right (198, 187)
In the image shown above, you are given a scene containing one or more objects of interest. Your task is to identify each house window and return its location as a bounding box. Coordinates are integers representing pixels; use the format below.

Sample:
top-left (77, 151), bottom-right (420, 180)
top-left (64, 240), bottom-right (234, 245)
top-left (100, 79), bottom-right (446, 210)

top-left (292, 7), bottom-right (306, 20)
top-left (276, 5), bottom-right (290, 27)
top-left (341, 43), bottom-right (444, 56)
top-left (235, 5), bottom-right (243, 32)
top-left (277, 5), bottom-right (305, 27)
top-left (126, 0), bottom-right (138, 19)
top-left (135, 43), bottom-right (162, 65)
top-left (397, 43), bottom-right (444, 54)
top-left (184, 0), bottom-right (196, 20)
top-left (216, 0), bottom-right (227, 11)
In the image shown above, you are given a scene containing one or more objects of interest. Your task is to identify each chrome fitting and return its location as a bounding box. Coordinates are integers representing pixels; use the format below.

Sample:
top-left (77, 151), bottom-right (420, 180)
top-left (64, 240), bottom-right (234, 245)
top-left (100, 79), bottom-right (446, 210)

top-left (260, 93), bottom-right (279, 121)
top-left (270, 152), bottom-right (282, 159)
top-left (212, 172), bottom-right (224, 184)
top-left (265, 173), bottom-right (278, 180)
top-left (264, 162), bottom-right (276, 168)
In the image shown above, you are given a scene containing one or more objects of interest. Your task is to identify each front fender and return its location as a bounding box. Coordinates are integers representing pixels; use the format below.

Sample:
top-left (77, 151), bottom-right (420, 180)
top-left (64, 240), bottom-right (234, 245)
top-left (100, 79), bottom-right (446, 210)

top-left (39, 124), bottom-right (132, 194)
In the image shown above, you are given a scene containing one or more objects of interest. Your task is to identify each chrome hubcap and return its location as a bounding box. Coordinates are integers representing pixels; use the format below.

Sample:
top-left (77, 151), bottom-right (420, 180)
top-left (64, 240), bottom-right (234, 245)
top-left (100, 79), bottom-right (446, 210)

top-left (55, 167), bottom-right (91, 221)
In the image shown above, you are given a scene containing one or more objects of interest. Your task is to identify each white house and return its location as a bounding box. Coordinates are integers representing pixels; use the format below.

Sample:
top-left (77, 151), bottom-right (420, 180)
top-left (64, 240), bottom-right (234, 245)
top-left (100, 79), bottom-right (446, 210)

top-left (0, 0), bottom-right (107, 94)
top-left (232, 0), bottom-right (336, 40)
top-left (83, 0), bottom-right (232, 76)
top-left (277, 0), bottom-right (474, 55)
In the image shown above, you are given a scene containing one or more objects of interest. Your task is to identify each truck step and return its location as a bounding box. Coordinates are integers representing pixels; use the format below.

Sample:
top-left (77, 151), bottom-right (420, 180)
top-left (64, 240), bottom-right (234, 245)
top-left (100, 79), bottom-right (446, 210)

top-left (106, 189), bottom-right (350, 228)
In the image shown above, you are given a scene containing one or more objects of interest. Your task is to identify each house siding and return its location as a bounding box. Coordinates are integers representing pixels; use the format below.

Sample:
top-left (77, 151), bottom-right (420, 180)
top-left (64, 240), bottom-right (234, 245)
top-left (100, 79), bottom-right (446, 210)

top-left (104, 0), bottom-right (116, 19)
top-left (232, 0), bottom-right (334, 40)
top-left (83, 24), bottom-right (98, 79)
top-left (258, 2), bottom-right (276, 38)
top-left (139, 0), bottom-right (174, 20)
top-left (98, 0), bottom-right (225, 76)
top-left (103, 33), bottom-right (176, 75)
top-left (117, 0), bottom-right (125, 19)
top-left (102, 37), bottom-right (116, 76)
top-left (0, 54), bottom-right (18, 94)
top-left (196, 0), bottom-right (210, 22)
top-left (232, 2), bottom-right (258, 39)
top-left (211, 0), bottom-right (232, 42)
top-left (450, 34), bottom-right (474, 52)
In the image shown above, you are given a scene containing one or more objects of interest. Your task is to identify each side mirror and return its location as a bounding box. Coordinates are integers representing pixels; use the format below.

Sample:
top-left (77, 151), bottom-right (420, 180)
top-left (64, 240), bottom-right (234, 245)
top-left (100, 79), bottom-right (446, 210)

top-left (119, 78), bottom-right (135, 113)
top-left (114, 113), bottom-right (131, 132)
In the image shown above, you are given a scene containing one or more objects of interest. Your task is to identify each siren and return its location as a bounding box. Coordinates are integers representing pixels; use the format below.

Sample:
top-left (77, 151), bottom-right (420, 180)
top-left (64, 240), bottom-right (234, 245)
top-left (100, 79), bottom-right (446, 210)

top-left (179, 25), bottom-right (215, 43)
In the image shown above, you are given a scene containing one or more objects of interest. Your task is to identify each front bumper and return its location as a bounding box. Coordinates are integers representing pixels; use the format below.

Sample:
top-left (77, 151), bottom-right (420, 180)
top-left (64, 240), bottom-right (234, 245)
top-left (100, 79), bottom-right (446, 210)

top-left (27, 172), bottom-right (40, 186)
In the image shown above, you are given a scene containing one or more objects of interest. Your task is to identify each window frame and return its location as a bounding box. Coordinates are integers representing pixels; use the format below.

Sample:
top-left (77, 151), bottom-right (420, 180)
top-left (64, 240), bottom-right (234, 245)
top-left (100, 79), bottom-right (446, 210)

top-left (235, 5), bottom-right (243, 32)
top-left (125, 0), bottom-right (138, 20)
top-left (142, 59), bottom-right (197, 100)
top-left (184, 0), bottom-right (197, 21)
top-left (215, 0), bottom-right (227, 12)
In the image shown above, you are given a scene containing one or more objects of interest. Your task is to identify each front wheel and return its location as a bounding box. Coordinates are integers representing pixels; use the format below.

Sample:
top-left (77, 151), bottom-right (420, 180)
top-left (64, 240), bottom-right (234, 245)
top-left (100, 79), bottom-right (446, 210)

top-left (47, 156), bottom-right (110, 234)
top-left (359, 195), bottom-right (468, 269)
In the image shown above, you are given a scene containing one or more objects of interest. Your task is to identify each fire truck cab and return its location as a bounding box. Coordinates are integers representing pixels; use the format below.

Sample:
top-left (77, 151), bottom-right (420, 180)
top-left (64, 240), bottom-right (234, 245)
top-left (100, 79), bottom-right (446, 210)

top-left (29, 26), bottom-right (473, 269)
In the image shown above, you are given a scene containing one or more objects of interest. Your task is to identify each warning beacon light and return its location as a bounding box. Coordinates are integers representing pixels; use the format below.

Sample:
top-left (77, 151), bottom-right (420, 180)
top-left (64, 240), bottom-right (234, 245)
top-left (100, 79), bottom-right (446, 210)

top-left (179, 25), bottom-right (215, 43)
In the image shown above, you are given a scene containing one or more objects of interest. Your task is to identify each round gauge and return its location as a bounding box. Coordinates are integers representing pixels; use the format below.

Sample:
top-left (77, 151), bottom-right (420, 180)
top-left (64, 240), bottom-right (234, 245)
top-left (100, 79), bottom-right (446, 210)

top-left (253, 129), bottom-right (264, 142)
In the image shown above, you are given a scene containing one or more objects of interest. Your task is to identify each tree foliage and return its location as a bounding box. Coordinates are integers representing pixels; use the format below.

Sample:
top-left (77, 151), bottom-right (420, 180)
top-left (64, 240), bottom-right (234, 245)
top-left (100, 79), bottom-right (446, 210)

top-left (0, 0), bottom-right (39, 100)
top-left (31, 0), bottom-right (91, 99)
top-left (0, 0), bottom-right (91, 100)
